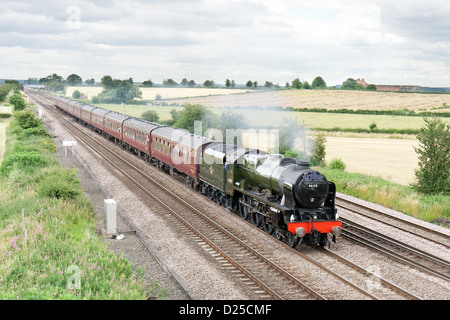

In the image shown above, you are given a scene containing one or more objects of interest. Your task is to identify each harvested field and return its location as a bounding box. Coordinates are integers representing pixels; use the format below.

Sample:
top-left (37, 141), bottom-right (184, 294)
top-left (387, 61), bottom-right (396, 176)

top-left (241, 131), bottom-right (419, 186)
top-left (66, 86), bottom-right (253, 101)
top-left (324, 136), bottom-right (419, 185)
top-left (163, 89), bottom-right (450, 112)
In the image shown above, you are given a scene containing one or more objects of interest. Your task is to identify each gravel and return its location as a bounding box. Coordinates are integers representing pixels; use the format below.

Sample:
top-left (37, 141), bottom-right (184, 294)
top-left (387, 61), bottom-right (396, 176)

top-left (42, 107), bottom-right (450, 300)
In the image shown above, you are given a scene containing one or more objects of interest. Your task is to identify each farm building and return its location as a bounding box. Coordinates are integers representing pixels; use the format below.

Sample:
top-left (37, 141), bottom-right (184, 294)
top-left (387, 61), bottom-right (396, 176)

top-left (356, 78), bottom-right (422, 92)
top-left (375, 84), bottom-right (422, 92)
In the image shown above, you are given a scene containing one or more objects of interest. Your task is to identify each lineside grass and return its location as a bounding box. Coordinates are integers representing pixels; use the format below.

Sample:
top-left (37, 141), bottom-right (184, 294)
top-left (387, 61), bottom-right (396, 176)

top-left (318, 167), bottom-right (450, 224)
top-left (0, 109), bottom-right (158, 300)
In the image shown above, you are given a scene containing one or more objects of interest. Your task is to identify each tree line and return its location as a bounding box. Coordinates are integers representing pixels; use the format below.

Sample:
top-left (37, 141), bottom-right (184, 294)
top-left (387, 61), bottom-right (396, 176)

top-left (35, 72), bottom-right (377, 92)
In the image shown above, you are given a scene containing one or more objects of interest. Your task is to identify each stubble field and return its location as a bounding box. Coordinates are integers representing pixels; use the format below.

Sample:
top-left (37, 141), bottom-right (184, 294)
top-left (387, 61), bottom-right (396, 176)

top-left (64, 87), bottom-right (449, 186)
top-left (162, 89), bottom-right (450, 112)
top-left (66, 86), bottom-right (253, 101)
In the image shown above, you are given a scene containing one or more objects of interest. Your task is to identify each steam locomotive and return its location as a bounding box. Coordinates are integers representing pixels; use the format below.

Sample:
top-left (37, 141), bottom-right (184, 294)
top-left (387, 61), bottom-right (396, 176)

top-left (28, 89), bottom-right (341, 247)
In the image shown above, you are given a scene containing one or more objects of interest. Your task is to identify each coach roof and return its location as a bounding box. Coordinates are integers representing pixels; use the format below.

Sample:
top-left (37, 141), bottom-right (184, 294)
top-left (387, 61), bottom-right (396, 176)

top-left (104, 111), bottom-right (130, 122)
top-left (123, 117), bottom-right (160, 132)
top-left (152, 127), bottom-right (215, 149)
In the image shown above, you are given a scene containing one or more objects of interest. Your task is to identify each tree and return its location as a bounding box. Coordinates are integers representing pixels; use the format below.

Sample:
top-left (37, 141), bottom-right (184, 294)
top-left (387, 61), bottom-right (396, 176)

top-left (264, 81), bottom-right (273, 88)
top-left (174, 104), bottom-right (216, 133)
top-left (142, 80), bottom-right (154, 87)
top-left (311, 133), bottom-right (326, 166)
top-left (311, 76), bottom-right (326, 89)
top-left (246, 80), bottom-right (253, 88)
top-left (163, 79), bottom-right (178, 87)
top-left (291, 78), bottom-right (302, 89)
top-left (225, 79), bottom-right (231, 87)
top-left (0, 84), bottom-right (19, 102)
top-left (97, 78), bottom-right (142, 103)
top-left (203, 80), bottom-right (215, 87)
top-left (39, 73), bottom-right (64, 84)
top-left (413, 116), bottom-right (450, 195)
top-left (181, 78), bottom-right (188, 86)
top-left (366, 84), bottom-right (377, 91)
top-left (253, 81), bottom-right (258, 88)
top-left (85, 78), bottom-right (95, 85)
top-left (141, 110), bottom-right (160, 123)
top-left (187, 80), bottom-right (196, 87)
top-left (101, 75), bottom-right (114, 89)
top-left (72, 90), bottom-right (81, 99)
top-left (302, 81), bottom-right (311, 89)
top-left (48, 81), bottom-right (65, 92)
top-left (231, 80), bottom-right (236, 88)
top-left (341, 78), bottom-right (364, 90)
top-left (66, 74), bottom-right (82, 86)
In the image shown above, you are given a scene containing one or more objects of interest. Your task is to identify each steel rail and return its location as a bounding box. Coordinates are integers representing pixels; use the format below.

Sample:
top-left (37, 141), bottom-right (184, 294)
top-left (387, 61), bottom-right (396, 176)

top-left (29, 90), bottom-right (326, 300)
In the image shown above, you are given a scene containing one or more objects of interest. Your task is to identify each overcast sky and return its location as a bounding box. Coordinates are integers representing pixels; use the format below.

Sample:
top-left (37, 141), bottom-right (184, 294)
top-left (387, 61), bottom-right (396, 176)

top-left (1, 0), bottom-right (449, 87)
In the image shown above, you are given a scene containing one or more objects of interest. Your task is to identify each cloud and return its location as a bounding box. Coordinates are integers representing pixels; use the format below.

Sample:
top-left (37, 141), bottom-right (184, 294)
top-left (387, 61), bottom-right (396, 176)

top-left (0, 0), bottom-right (449, 87)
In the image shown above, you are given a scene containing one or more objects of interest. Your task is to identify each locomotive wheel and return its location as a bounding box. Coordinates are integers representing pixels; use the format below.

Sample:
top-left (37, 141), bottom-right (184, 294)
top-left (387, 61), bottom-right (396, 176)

top-left (272, 227), bottom-right (282, 240)
top-left (319, 234), bottom-right (328, 247)
top-left (251, 212), bottom-right (264, 228)
top-left (239, 197), bottom-right (249, 220)
top-left (284, 231), bottom-right (297, 248)
top-left (263, 220), bottom-right (274, 235)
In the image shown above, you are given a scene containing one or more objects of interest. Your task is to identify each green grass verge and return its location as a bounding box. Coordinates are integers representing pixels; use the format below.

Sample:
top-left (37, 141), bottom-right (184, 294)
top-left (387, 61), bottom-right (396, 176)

top-left (0, 110), bottom-right (162, 300)
top-left (318, 167), bottom-right (450, 224)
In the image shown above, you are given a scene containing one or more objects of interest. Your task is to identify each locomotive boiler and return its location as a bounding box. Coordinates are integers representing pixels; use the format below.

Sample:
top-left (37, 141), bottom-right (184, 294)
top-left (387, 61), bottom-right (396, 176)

top-left (31, 89), bottom-right (341, 248)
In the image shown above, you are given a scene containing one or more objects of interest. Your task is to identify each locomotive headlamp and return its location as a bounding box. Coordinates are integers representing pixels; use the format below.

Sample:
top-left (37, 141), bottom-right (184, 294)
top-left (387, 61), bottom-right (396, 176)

top-left (332, 226), bottom-right (342, 237)
top-left (296, 227), bottom-right (306, 238)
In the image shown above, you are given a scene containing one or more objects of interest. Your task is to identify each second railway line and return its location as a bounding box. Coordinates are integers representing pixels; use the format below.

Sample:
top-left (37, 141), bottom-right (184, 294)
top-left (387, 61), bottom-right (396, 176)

top-left (27, 89), bottom-right (450, 300)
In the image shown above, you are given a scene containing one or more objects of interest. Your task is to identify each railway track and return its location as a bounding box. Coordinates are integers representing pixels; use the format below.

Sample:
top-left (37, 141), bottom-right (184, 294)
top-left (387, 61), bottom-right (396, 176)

top-left (336, 196), bottom-right (450, 282)
top-left (27, 90), bottom-right (327, 300)
top-left (336, 196), bottom-right (450, 249)
top-left (341, 218), bottom-right (450, 281)
top-left (26, 89), bottom-right (438, 300)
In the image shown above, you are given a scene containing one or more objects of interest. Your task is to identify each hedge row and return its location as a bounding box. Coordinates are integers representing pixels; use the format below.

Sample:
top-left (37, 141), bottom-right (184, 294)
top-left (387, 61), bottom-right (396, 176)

top-left (312, 127), bottom-right (420, 135)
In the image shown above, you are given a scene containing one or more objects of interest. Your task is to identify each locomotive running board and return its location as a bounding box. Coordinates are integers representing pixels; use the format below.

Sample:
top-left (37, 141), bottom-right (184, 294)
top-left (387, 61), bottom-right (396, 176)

top-left (234, 187), bottom-right (291, 213)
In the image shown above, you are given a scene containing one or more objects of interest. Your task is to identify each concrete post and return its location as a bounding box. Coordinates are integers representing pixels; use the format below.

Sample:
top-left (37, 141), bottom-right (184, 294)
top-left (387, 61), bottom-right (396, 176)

top-left (104, 199), bottom-right (117, 234)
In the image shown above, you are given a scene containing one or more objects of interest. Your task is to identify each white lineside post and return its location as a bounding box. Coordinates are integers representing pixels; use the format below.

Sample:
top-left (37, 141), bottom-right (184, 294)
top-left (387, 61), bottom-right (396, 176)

top-left (63, 140), bottom-right (77, 157)
top-left (104, 199), bottom-right (117, 234)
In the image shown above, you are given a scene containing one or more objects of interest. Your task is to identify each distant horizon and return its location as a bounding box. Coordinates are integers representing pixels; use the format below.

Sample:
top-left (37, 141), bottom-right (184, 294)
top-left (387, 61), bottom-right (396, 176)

top-left (2, 77), bottom-right (449, 89)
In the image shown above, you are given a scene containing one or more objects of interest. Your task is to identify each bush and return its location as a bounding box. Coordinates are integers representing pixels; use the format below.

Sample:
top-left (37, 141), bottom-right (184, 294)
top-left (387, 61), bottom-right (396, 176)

top-left (38, 168), bottom-right (81, 200)
top-left (311, 133), bottom-right (326, 166)
top-left (9, 93), bottom-right (26, 111)
top-left (18, 127), bottom-right (51, 140)
top-left (329, 158), bottom-right (346, 170)
top-left (72, 90), bottom-right (81, 99)
top-left (14, 110), bottom-right (42, 129)
top-left (0, 151), bottom-right (48, 176)
top-left (413, 116), bottom-right (450, 195)
top-left (141, 110), bottom-right (159, 122)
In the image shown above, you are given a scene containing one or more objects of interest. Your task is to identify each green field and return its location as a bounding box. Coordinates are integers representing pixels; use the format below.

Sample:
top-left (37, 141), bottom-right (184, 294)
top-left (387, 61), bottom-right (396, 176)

top-left (95, 103), bottom-right (448, 131)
